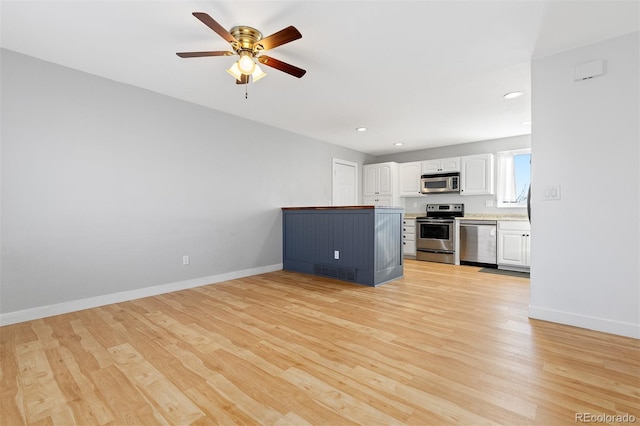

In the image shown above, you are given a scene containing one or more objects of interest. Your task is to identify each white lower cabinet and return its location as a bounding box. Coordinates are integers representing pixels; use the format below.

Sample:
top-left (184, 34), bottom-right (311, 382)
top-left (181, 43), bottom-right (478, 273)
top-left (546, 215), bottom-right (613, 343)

top-left (497, 221), bottom-right (531, 271)
top-left (402, 218), bottom-right (416, 257)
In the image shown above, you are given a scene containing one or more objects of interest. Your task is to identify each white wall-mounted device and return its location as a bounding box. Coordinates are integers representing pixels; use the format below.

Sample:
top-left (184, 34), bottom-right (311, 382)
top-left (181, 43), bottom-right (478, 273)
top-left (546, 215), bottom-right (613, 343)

top-left (574, 60), bottom-right (605, 82)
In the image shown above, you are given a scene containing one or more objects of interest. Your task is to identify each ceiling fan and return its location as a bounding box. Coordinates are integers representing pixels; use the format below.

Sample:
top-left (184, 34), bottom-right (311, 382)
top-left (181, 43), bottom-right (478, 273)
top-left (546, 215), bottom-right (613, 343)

top-left (177, 12), bottom-right (306, 85)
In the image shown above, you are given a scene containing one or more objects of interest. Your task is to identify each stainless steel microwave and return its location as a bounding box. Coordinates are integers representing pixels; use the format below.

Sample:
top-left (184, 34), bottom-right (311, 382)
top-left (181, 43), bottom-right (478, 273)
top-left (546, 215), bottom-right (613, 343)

top-left (420, 172), bottom-right (460, 194)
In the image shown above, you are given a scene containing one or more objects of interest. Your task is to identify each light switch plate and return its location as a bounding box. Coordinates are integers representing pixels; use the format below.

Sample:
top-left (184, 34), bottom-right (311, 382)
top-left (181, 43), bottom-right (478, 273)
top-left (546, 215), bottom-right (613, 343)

top-left (544, 185), bottom-right (561, 201)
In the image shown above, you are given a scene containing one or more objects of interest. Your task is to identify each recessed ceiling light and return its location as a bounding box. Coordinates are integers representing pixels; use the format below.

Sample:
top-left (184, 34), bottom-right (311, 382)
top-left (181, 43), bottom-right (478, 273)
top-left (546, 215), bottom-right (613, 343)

top-left (355, 127), bottom-right (367, 132)
top-left (504, 91), bottom-right (524, 100)
top-left (393, 142), bottom-right (404, 146)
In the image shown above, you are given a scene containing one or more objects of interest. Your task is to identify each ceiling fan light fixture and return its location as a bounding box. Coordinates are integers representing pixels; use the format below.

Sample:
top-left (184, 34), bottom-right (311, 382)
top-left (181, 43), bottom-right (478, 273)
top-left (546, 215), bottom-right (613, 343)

top-left (251, 64), bottom-right (267, 82)
top-left (178, 13), bottom-right (306, 86)
top-left (226, 62), bottom-right (267, 83)
top-left (226, 62), bottom-right (243, 80)
top-left (237, 51), bottom-right (256, 75)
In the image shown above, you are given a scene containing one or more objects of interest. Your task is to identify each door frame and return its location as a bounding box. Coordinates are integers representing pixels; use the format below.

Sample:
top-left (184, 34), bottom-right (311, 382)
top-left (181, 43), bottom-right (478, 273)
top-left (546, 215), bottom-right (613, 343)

top-left (332, 158), bottom-right (359, 206)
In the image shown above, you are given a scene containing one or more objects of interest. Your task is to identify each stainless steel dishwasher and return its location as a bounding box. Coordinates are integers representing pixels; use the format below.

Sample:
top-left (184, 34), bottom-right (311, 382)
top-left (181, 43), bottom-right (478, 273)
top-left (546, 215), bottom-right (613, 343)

top-left (459, 220), bottom-right (497, 265)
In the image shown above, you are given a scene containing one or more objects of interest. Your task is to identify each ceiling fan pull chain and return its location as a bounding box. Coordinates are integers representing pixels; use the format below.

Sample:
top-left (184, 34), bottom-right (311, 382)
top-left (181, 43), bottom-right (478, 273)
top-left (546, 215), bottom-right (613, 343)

top-left (245, 83), bottom-right (248, 99)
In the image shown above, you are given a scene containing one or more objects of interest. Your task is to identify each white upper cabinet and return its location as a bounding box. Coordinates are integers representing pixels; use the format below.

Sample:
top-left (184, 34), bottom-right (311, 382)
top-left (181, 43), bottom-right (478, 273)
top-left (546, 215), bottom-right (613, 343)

top-left (460, 154), bottom-right (494, 195)
top-left (363, 162), bottom-right (399, 206)
top-left (364, 154), bottom-right (496, 200)
top-left (363, 162), bottom-right (397, 196)
top-left (376, 163), bottom-right (394, 195)
top-left (363, 165), bottom-right (379, 196)
top-left (421, 157), bottom-right (460, 174)
top-left (398, 161), bottom-right (423, 197)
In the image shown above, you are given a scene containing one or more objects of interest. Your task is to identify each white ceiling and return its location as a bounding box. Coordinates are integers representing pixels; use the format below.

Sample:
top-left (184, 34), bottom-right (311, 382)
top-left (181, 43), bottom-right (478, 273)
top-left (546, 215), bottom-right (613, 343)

top-left (2, 1), bottom-right (638, 155)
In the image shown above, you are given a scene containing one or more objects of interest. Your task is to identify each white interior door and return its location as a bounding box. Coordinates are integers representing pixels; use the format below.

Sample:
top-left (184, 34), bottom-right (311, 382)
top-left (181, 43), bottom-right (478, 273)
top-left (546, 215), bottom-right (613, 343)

top-left (332, 158), bottom-right (358, 206)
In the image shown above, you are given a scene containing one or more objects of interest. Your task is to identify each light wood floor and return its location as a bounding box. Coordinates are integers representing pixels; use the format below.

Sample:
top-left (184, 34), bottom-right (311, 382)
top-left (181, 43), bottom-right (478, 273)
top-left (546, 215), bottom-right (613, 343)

top-left (1, 260), bottom-right (638, 425)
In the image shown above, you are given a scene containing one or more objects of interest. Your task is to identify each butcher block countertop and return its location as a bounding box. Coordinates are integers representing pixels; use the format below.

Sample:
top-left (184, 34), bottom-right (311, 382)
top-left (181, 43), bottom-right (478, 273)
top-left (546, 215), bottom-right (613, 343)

top-left (282, 206), bottom-right (403, 210)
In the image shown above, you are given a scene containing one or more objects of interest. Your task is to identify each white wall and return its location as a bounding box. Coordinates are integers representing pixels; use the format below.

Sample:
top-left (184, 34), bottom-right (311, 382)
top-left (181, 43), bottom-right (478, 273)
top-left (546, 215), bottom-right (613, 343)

top-left (529, 32), bottom-right (639, 338)
top-left (376, 134), bottom-right (531, 215)
top-left (0, 49), bottom-right (374, 323)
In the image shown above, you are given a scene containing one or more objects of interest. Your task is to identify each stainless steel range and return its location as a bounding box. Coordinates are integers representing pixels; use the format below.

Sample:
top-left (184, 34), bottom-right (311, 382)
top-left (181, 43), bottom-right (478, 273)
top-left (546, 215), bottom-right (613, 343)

top-left (416, 203), bottom-right (464, 264)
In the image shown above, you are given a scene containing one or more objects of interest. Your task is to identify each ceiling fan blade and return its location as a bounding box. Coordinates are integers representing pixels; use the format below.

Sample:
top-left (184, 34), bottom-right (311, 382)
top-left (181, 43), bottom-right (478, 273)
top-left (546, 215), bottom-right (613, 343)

top-left (192, 12), bottom-right (236, 44)
top-left (254, 26), bottom-right (302, 51)
top-left (236, 74), bottom-right (250, 85)
top-left (176, 51), bottom-right (234, 58)
top-left (257, 56), bottom-right (306, 78)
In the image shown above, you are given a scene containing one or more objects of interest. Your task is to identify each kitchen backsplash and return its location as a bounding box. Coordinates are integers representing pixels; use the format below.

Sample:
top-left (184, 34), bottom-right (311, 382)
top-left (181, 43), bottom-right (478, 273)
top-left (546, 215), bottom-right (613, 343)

top-left (401, 193), bottom-right (527, 216)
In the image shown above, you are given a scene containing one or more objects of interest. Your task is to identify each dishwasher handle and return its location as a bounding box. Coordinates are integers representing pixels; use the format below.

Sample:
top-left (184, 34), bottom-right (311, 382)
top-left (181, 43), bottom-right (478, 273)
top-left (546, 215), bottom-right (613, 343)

top-left (460, 223), bottom-right (497, 237)
top-left (459, 220), bottom-right (497, 225)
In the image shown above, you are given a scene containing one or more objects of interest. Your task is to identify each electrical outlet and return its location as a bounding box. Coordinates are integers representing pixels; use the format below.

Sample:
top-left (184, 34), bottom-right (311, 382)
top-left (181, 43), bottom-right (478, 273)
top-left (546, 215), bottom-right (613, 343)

top-left (182, 255), bottom-right (190, 265)
top-left (334, 250), bottom-right (340, 260)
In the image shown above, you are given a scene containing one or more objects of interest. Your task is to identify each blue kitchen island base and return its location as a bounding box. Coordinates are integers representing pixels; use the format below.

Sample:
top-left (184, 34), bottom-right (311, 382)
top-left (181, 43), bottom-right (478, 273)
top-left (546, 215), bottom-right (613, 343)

top-left (282, 206), bottom-right (404, 286)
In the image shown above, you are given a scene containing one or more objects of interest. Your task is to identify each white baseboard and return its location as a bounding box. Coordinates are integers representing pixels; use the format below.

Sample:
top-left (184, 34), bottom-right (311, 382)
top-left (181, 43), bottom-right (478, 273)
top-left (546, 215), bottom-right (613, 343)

top-left (528, 305), bottom-right (640, 339)
top-left (0, 263), bottom-right (283, 326)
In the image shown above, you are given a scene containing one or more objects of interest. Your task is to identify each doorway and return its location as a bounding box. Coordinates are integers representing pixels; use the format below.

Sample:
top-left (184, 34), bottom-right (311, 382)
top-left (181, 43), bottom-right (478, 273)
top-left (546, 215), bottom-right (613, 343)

top-left (332, 158), bottom-right (358, 206)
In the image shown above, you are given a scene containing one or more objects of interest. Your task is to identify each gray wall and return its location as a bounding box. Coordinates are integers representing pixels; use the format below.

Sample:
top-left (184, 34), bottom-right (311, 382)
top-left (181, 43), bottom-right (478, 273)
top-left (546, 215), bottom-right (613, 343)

top-left (0, 49), bottom-right (373, 316)
top-left (529, 32), bottom-right (639, 338)
top-left (374, 134), bottom-right (531, 215)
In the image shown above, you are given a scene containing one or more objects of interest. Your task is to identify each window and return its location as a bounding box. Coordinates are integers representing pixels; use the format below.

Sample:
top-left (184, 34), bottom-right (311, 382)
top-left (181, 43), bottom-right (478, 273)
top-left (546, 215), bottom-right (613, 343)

top-left (497, 148), bottom-right (531, 208)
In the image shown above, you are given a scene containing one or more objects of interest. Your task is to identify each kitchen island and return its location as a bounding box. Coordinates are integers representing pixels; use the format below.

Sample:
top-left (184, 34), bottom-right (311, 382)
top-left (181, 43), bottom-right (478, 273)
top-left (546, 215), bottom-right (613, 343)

top-left (282, 206), bottom-right (404, 286)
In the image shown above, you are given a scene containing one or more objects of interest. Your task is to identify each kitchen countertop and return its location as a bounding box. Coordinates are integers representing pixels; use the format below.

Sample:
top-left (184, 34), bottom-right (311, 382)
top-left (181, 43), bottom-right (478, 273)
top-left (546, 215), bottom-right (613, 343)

top-left (459, 214), bottom-right (528, 221)
top-left (403, 213), bottom-right (528, 221)
top-left (282, 205), bottom-right (403, 210)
